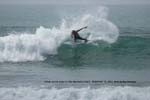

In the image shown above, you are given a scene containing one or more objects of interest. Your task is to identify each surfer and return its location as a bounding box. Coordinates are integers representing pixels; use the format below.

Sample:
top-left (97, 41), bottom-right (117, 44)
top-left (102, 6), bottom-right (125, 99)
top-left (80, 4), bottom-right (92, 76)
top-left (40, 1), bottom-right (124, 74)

top-left (71, 26), bottom-right (88, 43)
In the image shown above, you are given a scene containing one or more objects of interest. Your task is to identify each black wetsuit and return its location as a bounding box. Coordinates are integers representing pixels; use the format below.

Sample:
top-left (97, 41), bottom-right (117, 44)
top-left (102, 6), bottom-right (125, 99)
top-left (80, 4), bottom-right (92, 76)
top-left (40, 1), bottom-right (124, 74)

top-left (72, 30), bottom-right (87, 42)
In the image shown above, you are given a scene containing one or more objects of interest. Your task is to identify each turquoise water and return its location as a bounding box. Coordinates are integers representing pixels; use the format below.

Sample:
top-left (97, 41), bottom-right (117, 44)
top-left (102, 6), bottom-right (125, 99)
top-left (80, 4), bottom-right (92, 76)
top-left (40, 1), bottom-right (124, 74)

top-left (0, 5), bottom-right (150, 100)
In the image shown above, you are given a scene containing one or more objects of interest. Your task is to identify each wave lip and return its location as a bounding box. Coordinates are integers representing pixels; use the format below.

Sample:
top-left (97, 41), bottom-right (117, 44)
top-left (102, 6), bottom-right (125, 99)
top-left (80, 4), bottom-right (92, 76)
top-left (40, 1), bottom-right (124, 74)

top-left (0, 86), bottom-right (149, 100)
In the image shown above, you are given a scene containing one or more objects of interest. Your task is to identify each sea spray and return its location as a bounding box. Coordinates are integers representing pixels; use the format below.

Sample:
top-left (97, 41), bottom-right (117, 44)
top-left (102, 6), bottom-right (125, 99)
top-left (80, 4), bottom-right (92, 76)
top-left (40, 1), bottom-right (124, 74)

top-left (0, 7), bottom-right (119, 62)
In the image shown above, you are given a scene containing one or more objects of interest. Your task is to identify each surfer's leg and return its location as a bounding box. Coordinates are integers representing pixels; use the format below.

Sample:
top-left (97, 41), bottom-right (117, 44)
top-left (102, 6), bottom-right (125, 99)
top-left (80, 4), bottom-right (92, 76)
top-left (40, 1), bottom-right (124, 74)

top-left (74, 37), bottom-right (77, 42)
top-left (78, 36), bottom-right (88, 43)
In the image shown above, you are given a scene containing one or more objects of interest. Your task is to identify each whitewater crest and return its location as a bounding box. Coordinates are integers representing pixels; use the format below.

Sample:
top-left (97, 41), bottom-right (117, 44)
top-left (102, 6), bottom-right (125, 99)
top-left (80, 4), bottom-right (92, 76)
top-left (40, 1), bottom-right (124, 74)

top-left (0, 86), bottom-right (149, 100)
top-left (0, 7), bottom-right (119, 62)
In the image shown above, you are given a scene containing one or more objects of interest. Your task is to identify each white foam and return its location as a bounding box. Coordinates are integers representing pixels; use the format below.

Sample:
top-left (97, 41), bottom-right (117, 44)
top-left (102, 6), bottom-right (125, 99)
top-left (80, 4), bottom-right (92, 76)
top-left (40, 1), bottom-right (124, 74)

top-left (0, 86), bottom-right (149, 100)
top-left (0, 6), bottom-right (119, 62)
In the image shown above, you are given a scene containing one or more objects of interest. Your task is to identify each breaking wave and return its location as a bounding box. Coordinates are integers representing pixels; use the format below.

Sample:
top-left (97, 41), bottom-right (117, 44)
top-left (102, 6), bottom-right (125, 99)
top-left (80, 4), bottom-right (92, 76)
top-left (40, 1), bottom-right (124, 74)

top-left (0, 86), bottom-right (149, 100)
top-left (0, 7), bottom-right (119, 62)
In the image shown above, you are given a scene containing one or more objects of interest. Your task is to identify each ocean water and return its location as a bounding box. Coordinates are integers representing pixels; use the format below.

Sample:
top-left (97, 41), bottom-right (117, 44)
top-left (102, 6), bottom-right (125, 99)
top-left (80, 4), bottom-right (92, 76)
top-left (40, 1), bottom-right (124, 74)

top-left (0, 4), bottom-right (150, 100)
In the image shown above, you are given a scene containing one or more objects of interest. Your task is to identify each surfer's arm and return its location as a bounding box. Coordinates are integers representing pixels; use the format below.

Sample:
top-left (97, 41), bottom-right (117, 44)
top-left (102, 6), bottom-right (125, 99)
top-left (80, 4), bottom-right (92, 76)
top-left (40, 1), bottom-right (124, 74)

top-left (76, 26), bottom-right (88, 32)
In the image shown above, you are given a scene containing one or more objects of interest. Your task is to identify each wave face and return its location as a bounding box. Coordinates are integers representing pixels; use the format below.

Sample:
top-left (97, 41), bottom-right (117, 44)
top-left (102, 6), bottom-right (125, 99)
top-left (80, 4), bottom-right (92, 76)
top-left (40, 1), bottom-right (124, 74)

top-left (0, 7), bottom-right (119, 62)
top-left (0, 86), bottom-right (149, 100)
